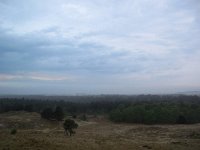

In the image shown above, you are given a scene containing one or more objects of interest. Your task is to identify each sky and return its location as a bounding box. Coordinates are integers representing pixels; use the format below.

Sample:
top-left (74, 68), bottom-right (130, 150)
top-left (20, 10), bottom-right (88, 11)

top-left (0, 0), bottom-right (200, 95)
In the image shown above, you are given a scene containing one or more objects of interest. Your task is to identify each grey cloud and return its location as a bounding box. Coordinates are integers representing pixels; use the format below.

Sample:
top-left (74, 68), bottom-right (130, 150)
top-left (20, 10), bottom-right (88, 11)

top-left (0, 24), bottom-right (191, 76)
top-left (0, 26), bottom-right (150, 74)
top-left (0, 0), bottom-right (200, 94)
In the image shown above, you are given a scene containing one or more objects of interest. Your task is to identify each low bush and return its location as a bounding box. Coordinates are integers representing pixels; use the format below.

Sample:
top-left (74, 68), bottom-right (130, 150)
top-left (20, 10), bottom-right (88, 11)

top-left (10, 128), bottom-right (17, 135)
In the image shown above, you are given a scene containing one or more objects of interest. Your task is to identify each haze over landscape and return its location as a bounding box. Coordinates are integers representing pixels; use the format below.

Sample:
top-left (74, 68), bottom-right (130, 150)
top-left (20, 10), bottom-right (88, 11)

top-left (0, 0), bottom-right (200, 95)
top-left (1, 1), bottom-right (200, 150)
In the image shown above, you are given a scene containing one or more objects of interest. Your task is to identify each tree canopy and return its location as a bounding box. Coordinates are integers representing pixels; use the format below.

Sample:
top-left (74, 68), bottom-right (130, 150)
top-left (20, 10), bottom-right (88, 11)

top-left (63, 119), bottom-right (78, 136)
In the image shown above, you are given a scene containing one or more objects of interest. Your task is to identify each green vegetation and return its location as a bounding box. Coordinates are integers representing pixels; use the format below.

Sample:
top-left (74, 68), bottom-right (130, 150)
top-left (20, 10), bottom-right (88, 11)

top-left (54, 106), bottom-right (65, 121)
top-left (63, 119), bottom-right (78, 136)
top-left (40, 106), bottom-right (65, 121)
top-left (0, 95), bottom-right (200, 124)
top-left (10, 128), bottom-right (17, 135)
top-left (109, 102), bottom-right (200, 124)
top-left (1, 111), bottom-right (200, 150)
top-left (41, 108), bottom-right (54, 120)
top-left (79, 114), bottom-right (87, 121)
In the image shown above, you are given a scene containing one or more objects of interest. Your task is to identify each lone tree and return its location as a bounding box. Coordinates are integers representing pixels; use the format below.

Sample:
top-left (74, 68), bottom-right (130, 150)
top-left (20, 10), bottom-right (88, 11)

top-left (54, 106), bottom-right (64, 121)
top-left (63, 119), bottom-right (78, 136)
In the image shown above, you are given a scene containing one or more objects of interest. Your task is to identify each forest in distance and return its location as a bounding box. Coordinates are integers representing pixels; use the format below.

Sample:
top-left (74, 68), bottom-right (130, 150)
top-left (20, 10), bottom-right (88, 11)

top-left (1, 94), bottom-right (200, 124)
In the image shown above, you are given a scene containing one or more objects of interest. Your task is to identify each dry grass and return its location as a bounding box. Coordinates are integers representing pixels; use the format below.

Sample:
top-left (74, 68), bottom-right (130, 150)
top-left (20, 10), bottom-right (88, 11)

top-left (1, 111), bottom-right (200, 150)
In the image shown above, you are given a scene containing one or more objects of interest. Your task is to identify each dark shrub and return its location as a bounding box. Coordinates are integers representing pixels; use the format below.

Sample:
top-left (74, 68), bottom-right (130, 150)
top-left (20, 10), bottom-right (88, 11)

top-left (80, 114), bottom-right (87, 121)
top-left (176, 115), bottom-right (187, 124)
top-left (10, 128), bottom-right (17, 135)
top-left (63, 119), bottom-right (78, 136)
top-left (72, 114), bottom-right (77, 119)
top-left (54, 106), bottom-right (65, 121)
top-left (41, 108), bottom-right (54, 120)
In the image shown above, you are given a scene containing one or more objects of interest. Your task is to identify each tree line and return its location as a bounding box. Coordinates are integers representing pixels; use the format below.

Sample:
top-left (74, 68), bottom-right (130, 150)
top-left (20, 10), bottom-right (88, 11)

top-left (109, 102), bottom-right (200, 124)
top-left (0, 95), bottom-right (200, 124)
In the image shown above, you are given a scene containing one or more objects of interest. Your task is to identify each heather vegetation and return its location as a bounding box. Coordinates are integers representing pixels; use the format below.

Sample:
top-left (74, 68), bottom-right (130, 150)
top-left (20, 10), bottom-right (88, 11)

top-left (1, 95), bottom-right (200, 150)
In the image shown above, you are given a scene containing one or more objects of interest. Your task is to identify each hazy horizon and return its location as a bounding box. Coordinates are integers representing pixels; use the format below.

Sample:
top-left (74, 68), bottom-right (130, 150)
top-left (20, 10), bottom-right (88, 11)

top-left (0, 0), bottom-right (200, 95)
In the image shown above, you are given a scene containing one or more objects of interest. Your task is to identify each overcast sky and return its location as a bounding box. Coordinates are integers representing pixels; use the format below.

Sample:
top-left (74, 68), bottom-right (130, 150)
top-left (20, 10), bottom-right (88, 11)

top-left (0, 0), bottom-right (200, 95)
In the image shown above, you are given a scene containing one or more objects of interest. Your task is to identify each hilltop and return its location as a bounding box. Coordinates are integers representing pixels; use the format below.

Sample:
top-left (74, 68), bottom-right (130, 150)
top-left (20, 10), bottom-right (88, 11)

top-left (1, 111), bottom-right (200, 150)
